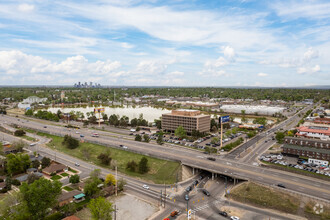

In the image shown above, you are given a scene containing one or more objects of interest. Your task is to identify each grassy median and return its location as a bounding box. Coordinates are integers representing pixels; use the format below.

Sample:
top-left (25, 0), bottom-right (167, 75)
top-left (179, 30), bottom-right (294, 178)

top-left (36, 132), bottom-right (180, 184)
top-left (228, 182), bottom-right (300, 214)
top-left (305, 201), bottom-right (330, 220)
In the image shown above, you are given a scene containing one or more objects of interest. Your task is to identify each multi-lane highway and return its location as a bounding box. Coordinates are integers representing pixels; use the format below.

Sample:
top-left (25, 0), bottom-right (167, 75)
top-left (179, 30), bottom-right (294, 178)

top-left (1, 113), bottom-right (329, 203)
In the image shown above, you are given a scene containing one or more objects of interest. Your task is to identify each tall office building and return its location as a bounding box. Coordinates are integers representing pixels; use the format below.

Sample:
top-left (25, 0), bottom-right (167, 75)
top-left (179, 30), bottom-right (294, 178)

top-left (162, 109), bottom-right (210, 133)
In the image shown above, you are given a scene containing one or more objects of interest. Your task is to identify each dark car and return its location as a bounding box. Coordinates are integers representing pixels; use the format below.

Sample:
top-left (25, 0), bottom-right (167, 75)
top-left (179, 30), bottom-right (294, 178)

top-left (193, 180), bottom-right (199, 186)
top-left (185, 186), bottom-right (192, 192)
top-left (277, 183), bottom-right (286, 188)
top-left (43, 126), bottom-right (47, 128)
top-left (202, 189), bottom-right (210, 196)
top-left (184, 194), bottom-right (189, 201)
top-left (207, 157), bottom-right (216, 161)
top-left (219, 211), bottom-right (228, 217)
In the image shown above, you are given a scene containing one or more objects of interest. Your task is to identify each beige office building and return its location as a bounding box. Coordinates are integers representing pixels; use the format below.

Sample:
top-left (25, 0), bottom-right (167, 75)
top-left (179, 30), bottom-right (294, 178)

top-left (162, 109), bottom-right (210, 133)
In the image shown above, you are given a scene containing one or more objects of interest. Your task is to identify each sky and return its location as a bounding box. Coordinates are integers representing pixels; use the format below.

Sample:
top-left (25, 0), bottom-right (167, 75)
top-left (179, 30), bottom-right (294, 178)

top-left (0, 0), bottom-right (329, 87)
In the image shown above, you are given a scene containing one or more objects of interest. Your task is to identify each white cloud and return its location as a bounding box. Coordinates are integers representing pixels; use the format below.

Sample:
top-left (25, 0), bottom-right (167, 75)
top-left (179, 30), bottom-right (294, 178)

top-left (135, 59), bottom-right (176, 75)
top-left (18, 4), bottom-right (35, 12)
top-left (0, 50), bottom-right (121, 80)
top-left (303, 47), bottom-right (319, 62)
top-left (257, 72), bottom-right (268, 77)
top-left (297, 64), bottom-right (321, 74)
top-left (167, 71), bottom-right (184, 76)
top-left (121, 42), bottom-right (134, 49)
top-left (223, 46), bottom-right (236, 62)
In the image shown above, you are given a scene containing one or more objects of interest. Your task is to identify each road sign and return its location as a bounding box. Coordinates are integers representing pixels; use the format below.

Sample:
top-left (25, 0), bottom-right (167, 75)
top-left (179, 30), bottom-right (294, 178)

top-left (187, 209), bottom-right (192, 219)
top-left (94, 107), bottom-right (105, 113)
top-left (219, 115), bottom-right (230, 123)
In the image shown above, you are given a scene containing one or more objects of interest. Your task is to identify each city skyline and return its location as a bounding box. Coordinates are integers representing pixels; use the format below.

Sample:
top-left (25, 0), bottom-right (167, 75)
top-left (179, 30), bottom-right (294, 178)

top-left (0, 0), bottom-right (329, 87)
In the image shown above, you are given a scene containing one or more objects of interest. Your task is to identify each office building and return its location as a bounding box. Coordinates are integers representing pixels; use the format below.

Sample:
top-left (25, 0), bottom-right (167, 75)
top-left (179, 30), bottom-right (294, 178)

top-left (162, 109), bottom-right (210, 133)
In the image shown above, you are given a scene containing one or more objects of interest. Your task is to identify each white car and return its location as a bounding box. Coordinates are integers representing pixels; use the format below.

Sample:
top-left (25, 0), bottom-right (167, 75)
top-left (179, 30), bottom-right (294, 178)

top-left (123, 146), bottom-right (128, 149)
top-left (231, 216), bottom-right (240, 220)
top-left (75, 131), bottom-right (80, 134)
top-left (143, 184), bottom-right (149, 190)
top-left (29, 143), bottom-right (36, 146)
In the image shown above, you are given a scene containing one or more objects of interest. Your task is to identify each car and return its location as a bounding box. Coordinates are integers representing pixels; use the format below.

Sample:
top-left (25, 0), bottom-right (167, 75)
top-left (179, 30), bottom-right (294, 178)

top-left (129, 133), bottom-right (134, 135)
top-left (170, 210), bottom-right (179, 217)
top-left (44, 126), bottom-right (47, 128)
top-left (207, 157), bottom-right (216, 161)
top-left (29, 143), bottom-right (36, 146)
top-left (184, 194), bottom-right (189, 201)
top-left (75, 131), bottom-right (80, 134)
top-left (219, 211), bottom-right (228, 217)
top-left (80, 134), bottom-right (85, 137)
top-left (231, 216), bottom-right (240, 220)
top-left (185, 186), bottom-right (192, 192)
top-left (193, 180), bottom-right (199, 186)
top-left (143, 184), bottom-right (149, 190)
top-left (75, 163), bottom-right (80, 167)
top-left (277, 183), bottom-right (286, 188)
top-left (202, 189), bottom-right (210, 196)
top-left (123, 146), bottom-right (128, 149)
top-left (91, 133), bottom-right (99, 137)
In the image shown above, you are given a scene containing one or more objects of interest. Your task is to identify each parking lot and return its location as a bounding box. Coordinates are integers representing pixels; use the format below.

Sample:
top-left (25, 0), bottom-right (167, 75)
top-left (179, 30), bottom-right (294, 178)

top-left (260, 154), bottom-right (330, 177)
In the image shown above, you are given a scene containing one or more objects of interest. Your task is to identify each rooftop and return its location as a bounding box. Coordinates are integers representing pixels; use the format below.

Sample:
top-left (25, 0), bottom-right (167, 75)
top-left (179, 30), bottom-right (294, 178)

top-left (297, 126), bottom-right (330, 135)
top-left (283, 144), bottom-right (330, 154)
top-left (163, 109), bottom-right (209, 118)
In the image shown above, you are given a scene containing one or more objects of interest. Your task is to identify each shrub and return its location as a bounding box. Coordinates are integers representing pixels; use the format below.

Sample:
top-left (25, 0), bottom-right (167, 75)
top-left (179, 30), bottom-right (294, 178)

top-left (14, 129), bottom-right (26, 137)
top-left (11, 179), bottom-right (21, 186)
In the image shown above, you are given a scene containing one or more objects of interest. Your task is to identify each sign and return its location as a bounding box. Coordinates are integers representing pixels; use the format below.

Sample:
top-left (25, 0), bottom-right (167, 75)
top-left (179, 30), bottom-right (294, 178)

top-left (219, 115), bottom-right (230, 123)
top-left (187, 209), bottom-right (192, 220)
top-left (94, 108), bottom-right (105, 113)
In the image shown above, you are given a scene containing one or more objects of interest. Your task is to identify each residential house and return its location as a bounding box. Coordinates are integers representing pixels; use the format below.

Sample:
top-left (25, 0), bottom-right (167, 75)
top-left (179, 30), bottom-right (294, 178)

top-left (43, 163), bottom-right (68, 176)
top-left (58, 190), bottom-right (84, 207)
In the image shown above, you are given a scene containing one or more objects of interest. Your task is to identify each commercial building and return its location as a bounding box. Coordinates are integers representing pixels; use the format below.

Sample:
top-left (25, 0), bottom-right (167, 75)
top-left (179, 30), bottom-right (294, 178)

top-left (296, 126), bottom-right (330, 140)
top-left (282, 137), bottom-right (330, 161)
top-left (162, 109), bottom-right (210, 133)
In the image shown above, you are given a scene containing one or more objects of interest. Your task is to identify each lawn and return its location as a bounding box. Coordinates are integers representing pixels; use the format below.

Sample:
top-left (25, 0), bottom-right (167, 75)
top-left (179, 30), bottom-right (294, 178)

top-left (69, 167), bottom-right (78, 173)
top-left (36, 132), bottom-right (181, 184)
top-left (63, 186), bottom-right (74, 191)
top-left (60, 172), bottom-right (69, 177)
top-left (229, 182), bottom-right (300, 214)
top-left (22, 135), bottom-right (37, 142)
top-left (51, 175), bottom-right (62, 181)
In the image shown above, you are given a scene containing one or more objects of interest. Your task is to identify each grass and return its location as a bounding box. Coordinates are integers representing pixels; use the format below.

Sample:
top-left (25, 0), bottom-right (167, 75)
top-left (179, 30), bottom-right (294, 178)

top-left (229, 182), bottom-right (300, 214)
top-left (36, 132), bottom-right (181, 184)
top-left (304, 201), bottom-right (330, 220)
top-left (69, 167), bottom-right (78, 173)
top-left (21, 135), bottom-right (37, 141)
top-left (50, 175), bottom-right (62, 181)
top-left (60, 172), bottom-right (69, 177)
top-left (63, 186), bottom-right (74, 191)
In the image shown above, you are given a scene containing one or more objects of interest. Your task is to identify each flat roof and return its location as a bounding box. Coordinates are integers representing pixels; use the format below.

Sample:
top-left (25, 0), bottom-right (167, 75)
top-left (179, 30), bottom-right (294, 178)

top-left (283, 144), bottom-right (330, 154)
top-left (74, 193), bottom-right (86, 199)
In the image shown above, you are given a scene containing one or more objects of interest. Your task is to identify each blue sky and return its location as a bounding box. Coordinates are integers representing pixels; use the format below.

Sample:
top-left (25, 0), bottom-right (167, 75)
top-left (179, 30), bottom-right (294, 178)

top-left (0, 0), bottom-right (329, 86)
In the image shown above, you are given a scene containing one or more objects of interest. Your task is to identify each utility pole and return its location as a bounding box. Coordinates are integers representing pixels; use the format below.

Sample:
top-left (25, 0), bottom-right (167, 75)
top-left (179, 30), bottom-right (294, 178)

top-left (160, 190), bottom-right (163, 207)
top-left (164, 181), bottom-right (166, 208)
top-left (114, 204), bottom-right (117, 220)
top-left (115, 166), bottom-right (118, 196)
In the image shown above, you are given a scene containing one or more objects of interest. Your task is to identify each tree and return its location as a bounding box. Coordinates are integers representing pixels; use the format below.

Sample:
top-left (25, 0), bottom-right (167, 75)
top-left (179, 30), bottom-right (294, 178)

top-left (275, 132), bottom-right (285, 144)
top-left (14, 129), bottom-right (26, 137)
top-left (82, 146), bottom-right (92, 160)
top-left (241, 116), bottom-right (248, 123)
top-left (90, 169), bottom-right (101, 179)
top-left (69, 174), bottom-right (80, 184)
top-left (211, 137), bottom-right (219, 145)
top-left (135, 134), bottom-right (142, 141)
top-left (27, 173), bottom-right (41, 184)
top-left (241, 110), bottom-right (246, 115)
top-left (154, 119), bottom-right (162, 129)
top-left (62, 135), bottom-right (79, 149)
top-left (88, 197), bottom-right (114, 220)
top-left (97, 153), bottom-right (112, 165)
top-left (175, 126), bottom-right (186, 139)
top-left (31, 160), bottom-right (40, 169)
top-left (6, 153), bottom-right (31, 175)
top-left (210, 119), bottom-right (218, 131)
top-left (157, 132), bottom-right (164, 145)
top-left (138, 157), bottom-right (149, 174)
top-left (105, 174), bottom-right (116, 186)
top-left (89, 116), bottom-right (97, 124)
top-left (20, 178), bottom-right (62, 220)
top-left (41, 157), bottom-right (51, 168)
top-left (12, 140), bottom-right (25, 152)
top-left (25, 109), bottom-right (33, 116)
top-left (130, 118), bottom-right (138, 127)
top-left (126, 160), bottom-right (137, 172)
top-left (118, 178), bottom-right (126, 191)
top-left (84, 177), bottom-right (102, 197)
top-left (102, 113), bottom-right (108, 121)
top-left (0, 191), bottom-right (30, 220)
top-left (143, 134), bottom-right (150, 143)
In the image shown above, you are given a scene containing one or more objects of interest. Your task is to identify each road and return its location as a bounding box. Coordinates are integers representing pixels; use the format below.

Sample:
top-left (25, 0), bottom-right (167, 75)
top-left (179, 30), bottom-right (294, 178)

top-left (2, 114), bottom-right (329, 203)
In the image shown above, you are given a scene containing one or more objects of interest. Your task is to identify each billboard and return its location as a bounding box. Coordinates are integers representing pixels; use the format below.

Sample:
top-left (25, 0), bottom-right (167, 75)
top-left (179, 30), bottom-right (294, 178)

top-left (219, 115), bottom-right (230, 123)
top-left (94, 108), bottom-right (105, 113)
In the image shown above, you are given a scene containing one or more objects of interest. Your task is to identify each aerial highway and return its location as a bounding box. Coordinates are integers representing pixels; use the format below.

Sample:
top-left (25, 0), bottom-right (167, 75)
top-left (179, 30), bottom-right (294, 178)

top-left (1, 113), bottom-right (329, 202)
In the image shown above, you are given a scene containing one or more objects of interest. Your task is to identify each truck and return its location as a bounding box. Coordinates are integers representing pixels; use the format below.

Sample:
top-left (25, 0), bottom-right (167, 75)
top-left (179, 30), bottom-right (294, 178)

top-left (170, 210), bottom-right (180, 217)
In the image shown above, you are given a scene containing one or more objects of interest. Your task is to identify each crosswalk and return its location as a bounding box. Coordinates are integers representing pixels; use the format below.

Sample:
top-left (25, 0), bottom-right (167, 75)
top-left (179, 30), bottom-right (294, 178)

top-left (191, 199), bottom-right (222, 213)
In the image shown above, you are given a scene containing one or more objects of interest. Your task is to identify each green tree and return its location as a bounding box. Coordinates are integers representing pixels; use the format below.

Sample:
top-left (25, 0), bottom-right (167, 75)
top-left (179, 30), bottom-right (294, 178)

top-left (138, 157), bottom-right (149, 174)
top-left (14, 129), bottom-right (26, 137)
top-left (175, 126), bottom-right (187, 139)
top-left (156, 132), bottom-right (164, 145)
top-left (41, 157), bottom-right (51, 168)
top-left (118, 178), bottom-right (126, 191)
top-left (6, 153), bottom-right (31, 175)
top-left (143, 134), bottom-right (150, 143)
top-left (0, 191), bottom-right (30, 220)
top-left (126, 160), bottom-right (137, 172)
top-left (25, 109), bottom-right (33, 116)
top-left (31, 160), bottom-right (40, 169)
top-left (20, 178), bottom-right (62, 220)
top-left (84, 177), bottom-right (102, 197)
top-left (62, 135), bottom-right (79, 149)
top-left (12, 140), bottom-right (25, 152)
top-left (211, 137), bottom-right (219, 145)
top-left (97, 153), bottom-right (112, 165)
top-left (88, 197), bottom-right (114, 220)
top-left (135, 134), bottom-right (142, 141)
top-left (154, 119), bottom-right (162, 129)
top-left (69, 174), bottom-right (80, 184)
top-left (275, 132), bottom-right (285, 144)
